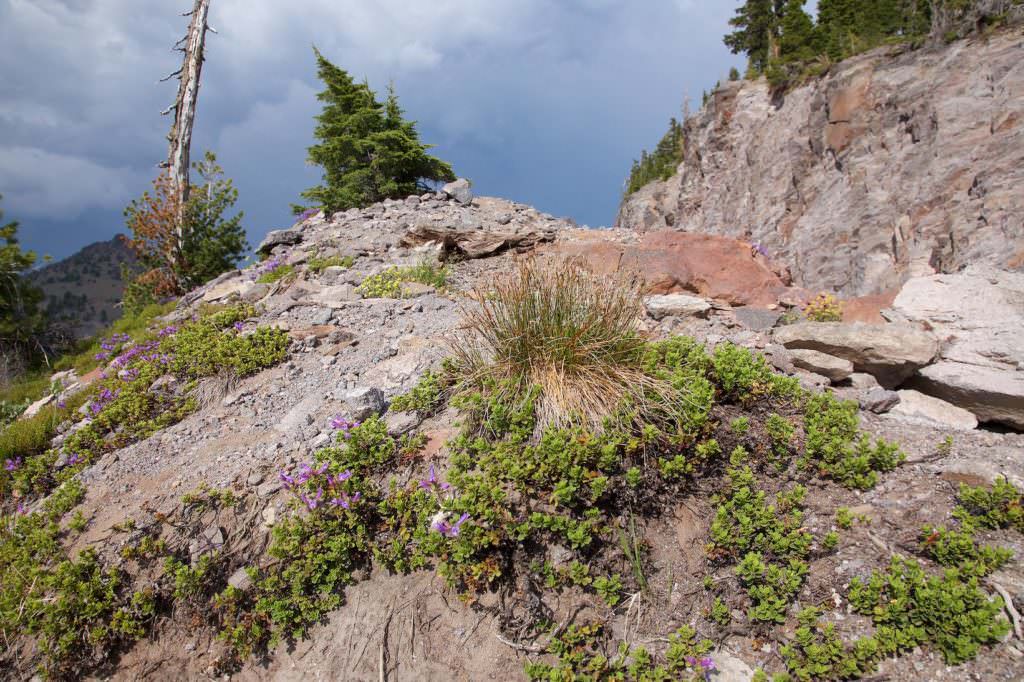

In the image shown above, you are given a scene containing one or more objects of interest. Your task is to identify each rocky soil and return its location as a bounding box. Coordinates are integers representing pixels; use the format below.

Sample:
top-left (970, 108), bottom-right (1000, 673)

top-left (14, 181), bottom-right (1018, 681)
top-left (616, 27), bottom-right (1024, 298)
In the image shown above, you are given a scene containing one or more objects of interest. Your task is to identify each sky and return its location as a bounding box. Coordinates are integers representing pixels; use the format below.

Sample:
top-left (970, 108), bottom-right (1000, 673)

top-left (0, 0), bottom-right (743, 262)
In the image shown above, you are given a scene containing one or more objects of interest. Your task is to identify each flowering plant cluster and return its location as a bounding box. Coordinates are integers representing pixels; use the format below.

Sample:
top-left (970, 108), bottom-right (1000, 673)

top-left (296, 207), bottom-right (320, 222)
top-left (251, 252), bottom-right (293, 283)
top-left (329, 415), bottom-right (360, 439)
top-left (93, 332), bottom-right (132, 361)
top-left (279, 461), bottom-right (362, 512)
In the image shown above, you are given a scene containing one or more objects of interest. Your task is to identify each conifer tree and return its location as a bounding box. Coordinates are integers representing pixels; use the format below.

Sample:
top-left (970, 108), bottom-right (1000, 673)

top-left (723, 0), bottom-right (786, 73)
top-left (779, 0), bottom-right (817, 62)
top-left (0, 196), bottom-right (46, 372)
top-left (300, 49), bottom-right (455, 214)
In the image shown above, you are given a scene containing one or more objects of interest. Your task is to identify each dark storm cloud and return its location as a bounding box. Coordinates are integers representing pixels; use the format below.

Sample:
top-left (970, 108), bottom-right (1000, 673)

top-left (0, 0), bottom-right (742, 261)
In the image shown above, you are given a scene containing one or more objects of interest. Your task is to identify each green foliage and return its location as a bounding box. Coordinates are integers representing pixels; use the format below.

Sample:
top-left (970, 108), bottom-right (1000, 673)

top-left (920, 525), bottom-right (1012, 577)
top-left (299, 48), bottom-right (456, 214)
top-left (179, 152), bottom-right (250, 290)
top-left (848, 556), bottom-right (1009, 664)
top-left (724, 0), bottom-right (786, 73)
top-left (765, 413), bottom-right (795, 459)
top-left (256, 263), bottom-right (296, 284)
top-left (390, 366), bottom-right (455, 416)
top-left (524, 623), bottom-right (715, 681)
top-left (306, 253), bottom-right (355, 274)
top-left (835, 507), bottom-right (853, 529)
top-left (356, 260), bottom-right (448, 298)
top-left (780, 607), bottom-right (880, 681)
top-left (711, 343), bottom-right (800, 404)
top-left (624, 117), bottom-right (685, 197)
top-left (802, 392), bottom-right (904, 489)
top-left (710, 596), bottom-right (732, 626)
top-left (954, 476), bottom-right (1024, 533)
top-left (0, 195), bottom-right (47, 370)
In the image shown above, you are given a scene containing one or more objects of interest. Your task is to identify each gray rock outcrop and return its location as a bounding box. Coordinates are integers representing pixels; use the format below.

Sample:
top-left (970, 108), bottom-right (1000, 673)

top-left (889, 266), bottom-right (1024, 429)
top-left (617, 30), bottom-right (1024, 297)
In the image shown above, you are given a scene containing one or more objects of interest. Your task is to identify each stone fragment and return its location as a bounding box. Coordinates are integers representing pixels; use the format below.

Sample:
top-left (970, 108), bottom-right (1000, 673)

top-left (257, 228), bottom-right (303, 254)
top-left (733, 306), bottom-right (783, 330)
top-left (858, 388), bottom-right (900, 414)
top-left (847, 373), bottom-right (880, 390)
top-left (21, 394), bottom-right (54, 420)
top-left (344, 386), bottom-right (387, 421)
top-left (788, 348), bottom-right (854, 383)
top-left (773, 322), bottom-right (937, 388)
top-left (402, 223), bottom-right (554, 259)
top-left (909, 362), bottom-right (1024, 430)
top-left (228, 567), bottom-right (253, 591)
top-left (441, 178), bottom-right (474, 204)
top-left (643, 294), bottom-right (712, 320)
top-left (889, 389), bottom-right (978, 431)
top-left (401, 282), bottom-right (436, 298)
top-left (385, 412), bottom-right (420, 437)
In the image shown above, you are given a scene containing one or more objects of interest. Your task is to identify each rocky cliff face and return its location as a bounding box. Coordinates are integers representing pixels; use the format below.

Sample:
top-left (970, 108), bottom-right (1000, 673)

top-left (617, 28), bottom-right (1024, 297)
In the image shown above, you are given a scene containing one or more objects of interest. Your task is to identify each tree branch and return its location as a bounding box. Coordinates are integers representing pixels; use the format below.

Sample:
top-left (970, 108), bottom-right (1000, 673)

top-left (159, 69), bottom-right (183, 83)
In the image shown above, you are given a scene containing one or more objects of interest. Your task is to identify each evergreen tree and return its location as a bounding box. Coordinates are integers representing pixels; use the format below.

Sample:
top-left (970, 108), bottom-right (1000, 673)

top-left (624, 118), bottom-right (685, 196)
top-left (723, 0), bottom-right (786, 73)
top-left (779, 0), bottom-right (817, 62)
top-left (300, 49), bottom-right (455, 214)
top-left (180, 151), bottom-right (249, 289)
top-left (0, 196), bottom-right (46, 373)
top-left (124, 151), bottom-right (248, 310)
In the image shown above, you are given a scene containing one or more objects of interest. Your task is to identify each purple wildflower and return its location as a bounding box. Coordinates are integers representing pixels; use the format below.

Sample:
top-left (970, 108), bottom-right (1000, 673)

top-left (751, 242), bottom-right (769, 258)
top-left (16, 502), bottom-right (27, 515)
top-left (330, 470), bottom-right (353, 486)
top-left (4, 457), bottom-right (22, 472)
top-left (279, 471), bottom-right (296, 489)
top-left (433, 512), bottom-right (470, 538)
top-left (67, 453), bottom-right (81, 467)
top-left (298, 208), bottom-right (319, 222)
top-left (233, 321), bottom-right (245, 332)
top-left (57, 400), bottom-right (66, 409)
top-left (94, 351), bottom-right (110, 361)
top-left (330, 491), bottom-right (361, 509)
top-left (301, 488), bottom-right (324, 511)
top-left (330, 415), bottom-right (360, 439)
top-left (419, 464), bottom-right (451, 494)
top-left (699, 657), bottom-right (716, 671)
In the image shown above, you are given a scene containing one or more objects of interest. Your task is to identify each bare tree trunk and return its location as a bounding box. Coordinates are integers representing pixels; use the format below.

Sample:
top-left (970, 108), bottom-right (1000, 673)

top-left (164, 0), bottom-right (212, 259)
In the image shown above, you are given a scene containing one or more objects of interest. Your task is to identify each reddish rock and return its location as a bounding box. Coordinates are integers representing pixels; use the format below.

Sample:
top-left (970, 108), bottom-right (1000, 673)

top-left (550, 231), bottom-right (807, 307)
top-left (841, 291), bottom-right (897, 324)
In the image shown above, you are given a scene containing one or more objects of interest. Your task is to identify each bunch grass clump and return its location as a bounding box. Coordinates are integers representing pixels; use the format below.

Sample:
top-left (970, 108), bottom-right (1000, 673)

top-left (454, 258), bottom-right (654, 430)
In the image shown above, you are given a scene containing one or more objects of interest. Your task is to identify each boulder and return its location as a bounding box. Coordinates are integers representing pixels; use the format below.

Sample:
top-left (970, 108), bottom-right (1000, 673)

top-left (643, 294), bottom-right (712, 320)
top-left (441, 178), bottom-right (474, 205)
top-left (889, 389), bottom-right (978, 431)
top-left (21, 394), bottom-right (54, 420)
top-left (257, 228), bottom-right (303, 255)
top-left (858, 388), bottom-right (900, 414)
top-left (343, 387), bottom-right (387, 421)
top-left (551, 231), bottom-right (808, 307)
top-left (788, 348), bottom-right (854, 383)
top-left (202, 275), bottom-right (252, 303)
top-left (888, 266), bottom-right (1024, 368)
top-left (887, 266), bottom-right (1024, 429)
top-left (773, 322), bottom-right (937, 388)
top-left (733, 306), bottom-right (783, 331)
top-left (909, 362), bottom-right (1024, 430)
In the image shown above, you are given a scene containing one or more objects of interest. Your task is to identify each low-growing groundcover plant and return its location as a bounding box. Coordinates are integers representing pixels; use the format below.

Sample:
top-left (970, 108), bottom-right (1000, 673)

top-left (356, 258), bottom-right (450, 298)
top-left (0, 305), bottom-right (289, 677)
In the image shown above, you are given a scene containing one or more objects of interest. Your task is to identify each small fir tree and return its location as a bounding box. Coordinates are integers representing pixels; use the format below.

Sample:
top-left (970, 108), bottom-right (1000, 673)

top-left (123, 151), bottom-right (248, 310)
top-left (300, 48), bottom-right (455, 215)
top-left (779, 0), bottom-right (818, 62)
top-left (0, 196), bottom-right (47, 373)
top-left (723, 0), bottom-right (786, 73)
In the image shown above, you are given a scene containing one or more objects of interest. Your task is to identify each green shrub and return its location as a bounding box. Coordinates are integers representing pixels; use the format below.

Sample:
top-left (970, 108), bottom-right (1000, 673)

top-left (256, 263), bottom-right (295, 284)
top-left (803, 293), bottom-right (843, 322)
top-left (306, 253), bottom-right (354, 274)
top-left (954, 476), bottom-right (1024, 533)
top-left (802, 393), bottom-right (903, 489)
top-left (848, 556), bottom-right (1009, 664)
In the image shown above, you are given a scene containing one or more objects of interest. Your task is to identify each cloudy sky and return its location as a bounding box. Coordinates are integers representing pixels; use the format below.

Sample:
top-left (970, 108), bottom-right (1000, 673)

top-left (1, 0), bottom-right (742, 262)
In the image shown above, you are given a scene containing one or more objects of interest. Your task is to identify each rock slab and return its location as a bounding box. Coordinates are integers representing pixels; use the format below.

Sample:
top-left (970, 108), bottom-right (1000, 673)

top-left (773, 322), bottom-right (937, 388)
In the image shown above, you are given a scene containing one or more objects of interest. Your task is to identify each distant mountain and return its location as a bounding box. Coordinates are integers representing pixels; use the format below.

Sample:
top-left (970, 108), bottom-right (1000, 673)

top-left (28, 235), bottom-right (135, 339)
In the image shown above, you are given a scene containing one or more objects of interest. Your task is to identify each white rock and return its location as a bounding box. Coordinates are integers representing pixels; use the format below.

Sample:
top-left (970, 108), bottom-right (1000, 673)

top-left (788, 348), bottom-right (854, 383)
top-left (643, 294), bottom-right (712, 320)
top-left (889, 389), bottom-right (978, 431)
